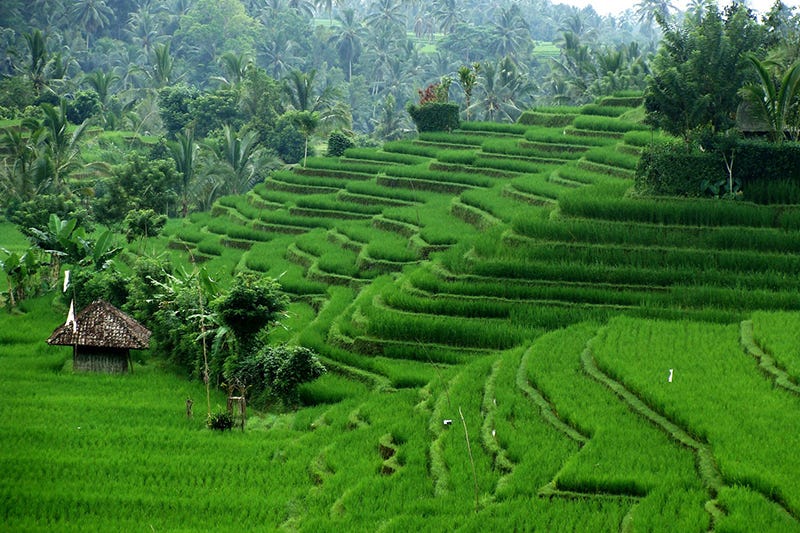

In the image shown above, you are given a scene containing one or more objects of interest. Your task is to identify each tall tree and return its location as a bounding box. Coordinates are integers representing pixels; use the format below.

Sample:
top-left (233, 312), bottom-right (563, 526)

top-left (169, 129), bottom-right (198, 217)
top-left (40, 99), bottom-right (91, 192)
top-left (287, 110), bottom-right (319, 167)
top-left (329, 8), bottom-right (364, 82)
top-left (458, 63), bottom-right (480, 120)
top-left (70, 0), bottom-right (114, 48)
top-left (644, 3), bottom-right (765, 138)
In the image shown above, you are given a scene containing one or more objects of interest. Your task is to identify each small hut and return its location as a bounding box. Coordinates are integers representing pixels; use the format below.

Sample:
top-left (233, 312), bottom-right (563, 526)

top-left (47, 300), bottom-right (151, 373)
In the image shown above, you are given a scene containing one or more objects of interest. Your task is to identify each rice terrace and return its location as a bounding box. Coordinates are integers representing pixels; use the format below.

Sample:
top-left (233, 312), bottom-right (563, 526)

top-left (4, 97), bottom-right (800, 531)
top-left (3, 1), bottom-right (800, 531)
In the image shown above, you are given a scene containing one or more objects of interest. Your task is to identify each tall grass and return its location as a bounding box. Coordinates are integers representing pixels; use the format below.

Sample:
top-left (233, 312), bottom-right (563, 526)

top-left (592, 316), bottom-right (800, 518)
top-left (572, 116), bottom-right (649, 133)
top-left (525, 325), bottom-right (705, 508)
top-left (512, 216), bottom-right (800, 253)
top-left (559, 183), bottom-right (785, 227)
top-left (343, 147), bottom-right (430, 165)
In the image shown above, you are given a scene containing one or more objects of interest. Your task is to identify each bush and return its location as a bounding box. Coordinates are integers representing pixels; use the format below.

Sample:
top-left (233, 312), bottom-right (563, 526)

top-left (327, 131), bottom-right (355, 157)
top-left (208, 411), bottom-right (234, 431)
top-left (735, 140), bottom-right (800, 189)
top-left (636, 139), bottom-right (800, 201)
top-left (66, 90), bottom-right (101, 124)
top-left (407, 102), bottom-right (460, 132)
top-left (266, 116), bottom-right (306, 164)
top-left (635, 142), bottom-right (722, 196)
top-left (229, 345), bottom-right (326, 407)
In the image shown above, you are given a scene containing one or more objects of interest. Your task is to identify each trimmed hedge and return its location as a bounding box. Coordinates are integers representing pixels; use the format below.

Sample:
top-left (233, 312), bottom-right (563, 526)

top-left (636, 140), bottom-right (800, 202)
top-left (407, 102), bottom-right (460, 132)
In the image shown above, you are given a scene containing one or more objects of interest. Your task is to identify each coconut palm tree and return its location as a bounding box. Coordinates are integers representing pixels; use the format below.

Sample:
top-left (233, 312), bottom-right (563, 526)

top-left (288, 111), bottom-right (319, 167)
top-left (205, 124), bottom-right (271, 196)
top-left (40, 99), bottom-right (91, 192)
top-left (329, 8), bottom-right (364, 82)
top-left (170, 129), bottom-right (198, 217)
top-left (70, 0), bottom-right (113, 48)
top-left (365, 0), bottom-right (404, 33)
top-left (490, 5), bottom-right (530, 63)
top-left (258, 33), bottom-right (300, 79)
top-left (433, 0), bottom-right (461, 35)
top-left (741, 55), bottom-right (800, 142)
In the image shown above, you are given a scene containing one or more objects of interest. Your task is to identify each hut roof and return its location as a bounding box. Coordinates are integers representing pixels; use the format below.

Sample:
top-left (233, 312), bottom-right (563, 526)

top-left (47, 300), bottom-right (151, 350)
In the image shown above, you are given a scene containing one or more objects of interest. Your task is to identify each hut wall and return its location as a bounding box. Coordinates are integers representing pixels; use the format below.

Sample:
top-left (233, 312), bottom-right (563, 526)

top-left (74, 346), bottom-right (130, 373)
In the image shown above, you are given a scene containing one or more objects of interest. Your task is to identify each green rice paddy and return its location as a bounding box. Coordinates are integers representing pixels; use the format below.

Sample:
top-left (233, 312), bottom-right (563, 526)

top-left (4, 103), bottom-right (800, 530)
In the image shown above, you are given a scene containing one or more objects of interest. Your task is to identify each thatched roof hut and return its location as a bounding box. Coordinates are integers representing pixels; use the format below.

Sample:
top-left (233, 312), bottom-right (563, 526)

top-left (47, 300), bottom-right (151, 373)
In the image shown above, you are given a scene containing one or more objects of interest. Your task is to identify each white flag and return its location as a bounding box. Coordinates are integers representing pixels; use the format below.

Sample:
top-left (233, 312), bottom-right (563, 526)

top-left (66, 299), bottom-right (77, 334)
top-left (63, 270), bottom-right (70, 293)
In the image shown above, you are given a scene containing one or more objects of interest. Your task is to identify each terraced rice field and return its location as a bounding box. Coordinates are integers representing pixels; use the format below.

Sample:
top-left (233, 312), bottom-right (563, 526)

top-left (4, 99), bottom-right (800, 530)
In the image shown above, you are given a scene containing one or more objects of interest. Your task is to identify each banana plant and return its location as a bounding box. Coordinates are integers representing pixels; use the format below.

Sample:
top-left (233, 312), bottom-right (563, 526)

top-left (0, 248), bottom-right (40, 307)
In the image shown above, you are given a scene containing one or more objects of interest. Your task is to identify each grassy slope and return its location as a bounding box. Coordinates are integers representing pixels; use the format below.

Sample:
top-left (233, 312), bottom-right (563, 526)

top-left (4, 103), bottom-right (800, 530)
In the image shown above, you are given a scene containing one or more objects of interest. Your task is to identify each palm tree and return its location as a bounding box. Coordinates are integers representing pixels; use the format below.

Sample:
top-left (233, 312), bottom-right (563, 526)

top-left (82, 70), bottom-right (119, 109)
top-left (458, 63), bottom-right (480, 120)
top-left (149, 41), bottom-right (178, 88)
top-left (287, 0), bottom-right (315, 17)
top-left (315, 0), bottom-right (334, 24)
top-left (365, 0), bottom-right (404, 32)
top-left (23, 29), bottom-right (49, 96)
top-left (685, 0), bottom-right (713, 22)
top-left (70, 0), bottom-right (113, 48)
top-left (557, 9), bottom-right (599, 44)
top-left (635, 0), bottom-right (675, 33)
top-left (258, 34), bottom-right (300, 79)
top-left (40, 99), bottom-right (90, 192)
top-left (329, 8), bottom-right (364, 82)
top-left (170, 129), bottom-right (198, 217)
top-left (372, 93), bottom-right (409, 140)
top-left (126, 3), bottom-right (164, 58)
top-left (283, 69), bottom-right (337, 113)
top-left (741, 55), bottom-right (800, 142)
top-left (214, 52), bottom-right (252, 87)
top-left (433, 0), bottom-right (461, 35)
top-left (490, 5), bottom-right (530, 63)
top-left (0, 122), bottom-right (47, 203)
top-left (470, 59), bottom-right (532, 122)
top-left (288, 111), bottom-right (319, 167)
top-left (205, 124), bottom-right (270, 196)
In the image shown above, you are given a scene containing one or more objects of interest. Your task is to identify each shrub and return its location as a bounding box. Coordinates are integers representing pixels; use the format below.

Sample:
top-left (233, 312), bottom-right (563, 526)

top-left (229, 345), bottom-right (326, 407)
top-left (735, 140), bottom-right (800, 189)
top-left (208, 411), bottom-right (234, 431)
top-left (407, 102), bottom-right (460, 132)
top-left (636, 139), bottom-right (800, 200)
top-left (635, 142), bottom-right (722, 196)
top-left (326, 131), bottom-right (355, 157)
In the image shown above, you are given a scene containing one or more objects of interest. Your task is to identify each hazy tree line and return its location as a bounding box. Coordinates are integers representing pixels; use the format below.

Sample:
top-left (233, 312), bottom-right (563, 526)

top-left (0, 0), bottom-right (681, 134)
top-left (0, 0), bottom-right (798, 227)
